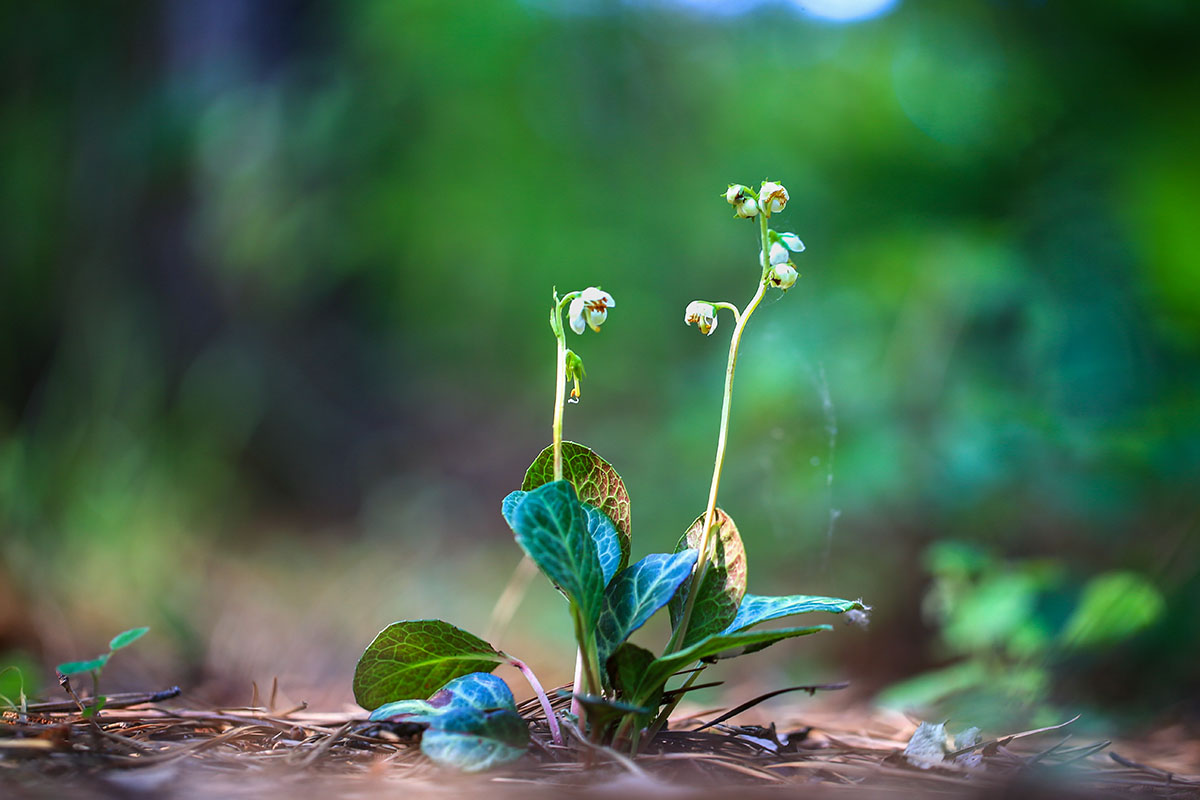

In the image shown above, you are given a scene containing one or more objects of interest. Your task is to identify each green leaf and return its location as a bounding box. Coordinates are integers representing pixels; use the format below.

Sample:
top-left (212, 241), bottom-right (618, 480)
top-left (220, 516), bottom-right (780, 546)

top-left (81, 696), bottom-right (107, 718)
top-left (567, 692), bottom-right (652, 734)
top-left (353, 620), bottom-right (503, 710)
top-left (109, 626), bottom-right (150, 651)
top-left (597, 551), bottom-right (698, 666)
top-left (368, 673), bottom-right (528, 773)
top-left (633, 625), bottom-right (830, 707)
top-left (503, 491), bottom-right (621, 587)
top-left (1060, 571), bottom-right (1165, 648)
top-left (522, 442), bottom-right (631, 571)
top-left (607, 642), bottom-right (656, 698)
top-left (668, 509), bottom-right (747, 649)
top-left (508, 481), bottom-right (605, 629)
top-left (723, 594), bottom-right (866, 634)
top-left (56, 655), bottom-right (110, 675)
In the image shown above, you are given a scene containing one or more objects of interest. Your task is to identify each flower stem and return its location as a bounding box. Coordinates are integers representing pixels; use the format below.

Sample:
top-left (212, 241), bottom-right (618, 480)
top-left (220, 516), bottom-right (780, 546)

top-left (666, 213), bottom-right (772, 655)
top-left (504, 653), bottom-right (562, 746)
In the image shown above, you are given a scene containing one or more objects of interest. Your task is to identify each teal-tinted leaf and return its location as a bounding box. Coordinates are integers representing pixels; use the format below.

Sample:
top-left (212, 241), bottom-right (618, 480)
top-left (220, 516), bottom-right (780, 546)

top-left (633, 625), bottom-right (830, 706)
top-left (668, 509), bottom-right (747, 649)
top-left (723, 594), bottom-right (866, 634)
top-left (597, 551), bottom-right (698, 666)
top-left (501, 491), bottom-right (525, 528)
top-left (583, 503), bottom-right (623, 587)
top-left (56, 655), bottom-right (110, 675)
top-left (353, 620), bottom-right (502, 710)
top-left (522, 442), bottom-right (631, 570)
top-left (369, 673), bottom-right (528, 773)
top-left (503, 492), bottom-right (619, 587)
top-left (1060, 571), bottom-right (1165, 648)
top-left (421, 706), bottom-right (528, 772)
top-left (369, 698), bottom-right (437, 721)
top-left (508, 481), bottom-right (605, 628)
top-left (81, 696), bottom-right (107, 718)
top-left (109, 627), bottom-right (150, 651)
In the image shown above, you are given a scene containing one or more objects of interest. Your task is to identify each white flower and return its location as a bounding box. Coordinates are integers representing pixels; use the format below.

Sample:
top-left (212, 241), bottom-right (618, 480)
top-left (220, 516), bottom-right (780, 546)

top-left (684, 300), bottom-right (718, 336)
top-left (724, 184), bottom-right (749, 205)
top-left (768, 242), bottom-right (789, 265)
top-left (769, 263), bottom-right (798, 290)
top-left (779, 232), bottom-right (805, 252)
top-left (759, 181), bottom-right (788, 214)
top-left (735, 197), bottom-right (759, 219)
top-left (568, 287), bottom-right (615, 334)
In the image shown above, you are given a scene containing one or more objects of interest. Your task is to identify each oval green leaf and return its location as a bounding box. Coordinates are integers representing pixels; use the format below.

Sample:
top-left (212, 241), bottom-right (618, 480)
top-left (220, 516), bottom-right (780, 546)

top-left (508, 481), bottom-right (605, 629)
top-left (56, 655), bottom-right (110, 675)
top-left (109, 626), bottom-right (150, 651)
top-left (596, 551), bottom-right (698, 666)
top-left (723, 594), bottom-right (867, 634)
top-left (521, 442), bottom-right (631, 570)
top-left (353, 620), bottom-right (503, 710)
top-left (668, 509), bottom-right (747, 649)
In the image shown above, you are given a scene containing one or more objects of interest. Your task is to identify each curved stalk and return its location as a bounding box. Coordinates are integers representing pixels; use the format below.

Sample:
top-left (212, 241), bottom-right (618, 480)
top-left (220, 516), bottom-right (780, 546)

top-left (504, 654), bottom-right (562, 746)
top-left (666, 212), bottom-right (772, 654)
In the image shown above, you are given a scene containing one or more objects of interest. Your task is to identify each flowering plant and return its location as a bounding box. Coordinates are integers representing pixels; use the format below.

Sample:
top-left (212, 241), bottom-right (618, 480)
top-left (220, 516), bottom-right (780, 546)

top-left (351, 180), bottom-right (865, 770)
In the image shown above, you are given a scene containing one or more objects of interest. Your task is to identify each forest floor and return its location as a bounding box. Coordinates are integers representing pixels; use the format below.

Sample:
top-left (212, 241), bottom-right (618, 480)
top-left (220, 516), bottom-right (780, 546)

top-left (3, 686), bottom-right (1198, 799)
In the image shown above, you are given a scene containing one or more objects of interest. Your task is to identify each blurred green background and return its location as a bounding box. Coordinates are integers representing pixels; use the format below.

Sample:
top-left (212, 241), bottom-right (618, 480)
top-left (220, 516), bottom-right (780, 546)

top-left (2, 0), bottom-right (1197, 730)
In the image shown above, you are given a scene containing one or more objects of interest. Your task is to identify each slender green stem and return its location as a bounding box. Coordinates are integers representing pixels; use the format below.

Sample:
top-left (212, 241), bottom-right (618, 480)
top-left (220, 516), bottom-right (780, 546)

top-left (641, 669), bottom-right (701, 749)
top-left (666, 214), bottom-right (771, 655)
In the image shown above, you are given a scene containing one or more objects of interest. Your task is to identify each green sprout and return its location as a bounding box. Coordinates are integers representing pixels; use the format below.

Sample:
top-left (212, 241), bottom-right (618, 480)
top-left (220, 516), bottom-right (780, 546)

top-left (56, 626), bottom-right (150, 717)
top-left (351, 179), bottom-right (866, 770)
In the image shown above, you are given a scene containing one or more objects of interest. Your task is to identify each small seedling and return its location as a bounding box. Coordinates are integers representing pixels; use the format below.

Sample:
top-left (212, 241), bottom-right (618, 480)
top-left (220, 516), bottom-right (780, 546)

top-left (56, 626), bottom-right (150, 717)
top-left (353, 180), bottom-right (867, 770)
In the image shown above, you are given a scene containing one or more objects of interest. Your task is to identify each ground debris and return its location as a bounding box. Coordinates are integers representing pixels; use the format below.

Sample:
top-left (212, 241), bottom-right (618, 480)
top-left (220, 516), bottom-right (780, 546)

top-left (2, 691), bottom-right (1198, 798)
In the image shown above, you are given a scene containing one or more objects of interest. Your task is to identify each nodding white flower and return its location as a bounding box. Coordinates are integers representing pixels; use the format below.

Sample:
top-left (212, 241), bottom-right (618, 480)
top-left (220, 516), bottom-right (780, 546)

top-left (568, 287), bottom-right (615, 334)
top-left (735, 197), bottom-right (759, 218)
top-left (769, 263), bottom-right (798, 290)
top-left (684, 300), bottom-right (719, 336)
top-left (759, 181), bottom-right (788, 214)
top-left (768, 242), bottom-right (789, 265)
top-left (724, 184), bottom-right (749, 205)
top-left (779, 232), bottom-right (805, 252)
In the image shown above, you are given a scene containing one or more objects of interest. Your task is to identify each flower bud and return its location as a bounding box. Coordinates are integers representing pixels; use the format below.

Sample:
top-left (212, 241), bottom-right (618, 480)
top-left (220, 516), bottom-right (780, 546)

top-left (568, 287), bottom-right (615, 334)
top-left (565, 349), bottom-right (586, 402)
top-left (769, 263), bottom-right (798, 290)
top-left (778, 232), bottom-right (805, 252)
top-left (735, 197), bottom-right (759, 218)
top-left (759, 181), bottom-right (788, 214)
top-left (684, 300), bottom-right (719, 336)
top-left (724, 184), bottom-right (749, 205)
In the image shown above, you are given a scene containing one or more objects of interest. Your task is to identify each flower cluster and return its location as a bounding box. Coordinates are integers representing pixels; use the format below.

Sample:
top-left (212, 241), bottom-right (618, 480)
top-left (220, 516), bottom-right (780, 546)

top-left (687, 179), bottom-right (807, 336)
